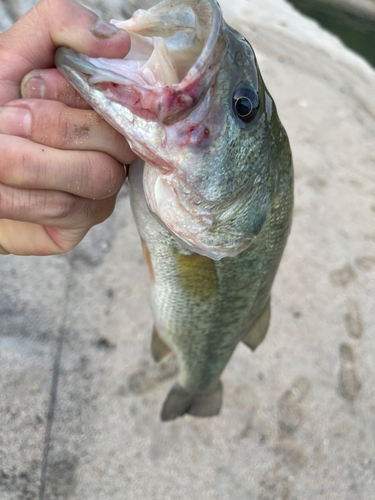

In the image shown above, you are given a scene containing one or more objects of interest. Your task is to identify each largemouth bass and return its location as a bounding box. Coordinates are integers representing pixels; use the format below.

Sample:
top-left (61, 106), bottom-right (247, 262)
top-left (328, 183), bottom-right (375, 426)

top-left (56, 0), bottom-right (293, 420)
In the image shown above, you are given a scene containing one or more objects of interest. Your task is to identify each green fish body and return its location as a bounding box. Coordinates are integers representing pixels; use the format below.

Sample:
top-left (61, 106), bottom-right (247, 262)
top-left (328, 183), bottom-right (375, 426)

top-left (56, 0), bottom-right (293, 420)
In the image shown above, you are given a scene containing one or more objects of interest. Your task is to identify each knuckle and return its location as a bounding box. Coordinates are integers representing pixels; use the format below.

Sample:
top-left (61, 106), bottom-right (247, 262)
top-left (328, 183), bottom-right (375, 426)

top-left (54, 193), bottom-right (79, 220)
top-left (0, 182), bottom-right (27, 220)
top-left (0, 186), bottom-right (31, 220)
top-left (8, 146), bottom-right (43, 189)
top-left (95, 198), bottom-right (116, 224)
top-left (0, 43), bottom-right (18, 68)
top-left (36, 0), bottom-right (62, 16)
top-left (45, 226), bottom-right (87, 254)
top-left (28, 100), bottom-right (70, 148)
top-left (47, 104), bottom-right (70, 147)
top-left (80, 198), bottom-right (115, 227)
top-left (0, 140), bottom-right (45, 189)
top-left (0, 138), bottom-right (46, 189)
top-left (114, 134), bottom-right (137, 165)
top-left (28, 190), bottom-right (48, 218)
top-left (0, 187), bottom-right (9, 218)
top-left (0, 144), bottom-right (15, 185)
top-left (16, 149), bottom-right (38, 186)
top-left (56, 108), bottom-right (70, 146)
top-left (87, 153), bottom-right (123, 198)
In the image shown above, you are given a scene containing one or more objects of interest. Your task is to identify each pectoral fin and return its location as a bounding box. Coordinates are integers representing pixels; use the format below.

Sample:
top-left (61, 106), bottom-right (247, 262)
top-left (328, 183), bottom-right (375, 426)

top-left (242, 298), bottom-right (271, 351)
top-left (175, 251), bottom-right (218, 302)
top-left (151, 325), bottom-right (172, 362)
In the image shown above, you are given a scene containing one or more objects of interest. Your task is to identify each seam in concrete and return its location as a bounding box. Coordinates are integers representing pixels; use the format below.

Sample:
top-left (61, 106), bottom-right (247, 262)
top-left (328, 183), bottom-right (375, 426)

top-left (38, 263), bottom-right (74, 500)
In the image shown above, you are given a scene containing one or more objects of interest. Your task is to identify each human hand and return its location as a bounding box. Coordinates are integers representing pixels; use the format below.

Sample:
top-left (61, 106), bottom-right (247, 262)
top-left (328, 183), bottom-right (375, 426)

top-left (0, 0), bottom-right (137, 256)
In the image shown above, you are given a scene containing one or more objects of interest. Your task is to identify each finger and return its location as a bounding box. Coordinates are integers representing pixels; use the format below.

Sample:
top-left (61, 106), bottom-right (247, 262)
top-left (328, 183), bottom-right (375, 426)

top-left (0, 219), bottom-right (89, 256)
top-left (0, 100), bottom-right (137, 165)
top-left (0, 182), bottom-right (117, 230)
top-left (0, 0), bottom-right (130, 103)
top-left (0, 135), bottom-right (127, 199)
top-left (0, 240), bottom-right (10, 255)
top-left (21, 69), bottom-right (92, 109)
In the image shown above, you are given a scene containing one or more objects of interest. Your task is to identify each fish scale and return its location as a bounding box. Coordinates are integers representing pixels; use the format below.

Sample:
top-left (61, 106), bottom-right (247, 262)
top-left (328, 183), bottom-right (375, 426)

top-left (56, 0), bottom-right (293, 420)
top-left (129, 155), bottom-right (293, 412)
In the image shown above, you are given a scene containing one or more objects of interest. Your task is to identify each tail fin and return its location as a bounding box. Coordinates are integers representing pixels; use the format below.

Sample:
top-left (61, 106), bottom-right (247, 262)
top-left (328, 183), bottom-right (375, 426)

top-left (160, 381), bottom-right (222, 421)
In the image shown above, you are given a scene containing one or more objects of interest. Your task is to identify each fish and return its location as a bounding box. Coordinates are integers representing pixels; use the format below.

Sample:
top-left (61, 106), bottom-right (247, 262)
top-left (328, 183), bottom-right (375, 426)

top-left (55, 0), bottom-right (293, 421)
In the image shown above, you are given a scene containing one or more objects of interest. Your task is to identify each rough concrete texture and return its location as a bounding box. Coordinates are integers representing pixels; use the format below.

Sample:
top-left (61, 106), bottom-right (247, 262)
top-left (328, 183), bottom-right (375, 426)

top-left (1, 0), bottom-right (375, 499)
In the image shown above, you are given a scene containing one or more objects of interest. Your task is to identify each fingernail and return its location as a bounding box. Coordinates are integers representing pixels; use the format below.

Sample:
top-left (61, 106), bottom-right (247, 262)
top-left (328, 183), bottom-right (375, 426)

top-left (0, 107), bottom-right (31, 138)
top-left (91, 19), bottom-right (119, 38)
top-left (21, 74), bottom-right (46, 99)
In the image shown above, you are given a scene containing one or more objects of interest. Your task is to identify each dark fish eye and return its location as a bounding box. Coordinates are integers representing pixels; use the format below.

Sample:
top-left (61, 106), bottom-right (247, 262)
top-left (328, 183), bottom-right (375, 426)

top-left (233, 85), bottom-right (259, 123)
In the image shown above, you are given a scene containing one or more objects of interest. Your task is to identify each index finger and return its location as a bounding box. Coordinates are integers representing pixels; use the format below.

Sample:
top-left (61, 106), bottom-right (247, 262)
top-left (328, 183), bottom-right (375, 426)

top-left (0, 0), bottom-right (131, 104)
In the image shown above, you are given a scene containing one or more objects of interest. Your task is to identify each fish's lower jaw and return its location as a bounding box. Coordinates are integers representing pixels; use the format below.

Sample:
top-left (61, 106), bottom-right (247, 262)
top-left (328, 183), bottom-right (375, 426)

top-left (161, 381), bottom-right (222, 421)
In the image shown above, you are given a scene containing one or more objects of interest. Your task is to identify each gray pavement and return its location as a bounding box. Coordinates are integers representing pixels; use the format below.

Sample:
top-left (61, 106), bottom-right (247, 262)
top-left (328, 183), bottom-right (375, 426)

top-left (1, 0), bottom-right (375, 499)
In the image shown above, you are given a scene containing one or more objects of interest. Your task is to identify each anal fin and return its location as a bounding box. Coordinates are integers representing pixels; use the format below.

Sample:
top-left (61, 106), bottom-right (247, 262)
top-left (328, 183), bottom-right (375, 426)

top-left (242, 298), bottom-right (271, 351)
top-left (151, 325), bottom-right (172, 363)
top-left (161, 381), bottom-right (222, 421)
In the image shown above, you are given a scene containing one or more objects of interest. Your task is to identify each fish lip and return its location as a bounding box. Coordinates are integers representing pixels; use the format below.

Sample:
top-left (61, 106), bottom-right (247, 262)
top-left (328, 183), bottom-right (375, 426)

top-left (55, 48), bottom-right (143, 87)
top-left (179, 0), bottom-right (222, 83)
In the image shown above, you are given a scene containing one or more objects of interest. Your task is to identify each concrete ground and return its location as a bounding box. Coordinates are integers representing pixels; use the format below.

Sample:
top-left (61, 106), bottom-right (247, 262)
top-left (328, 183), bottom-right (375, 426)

top-left (1, 0), bottom-right (375, 499)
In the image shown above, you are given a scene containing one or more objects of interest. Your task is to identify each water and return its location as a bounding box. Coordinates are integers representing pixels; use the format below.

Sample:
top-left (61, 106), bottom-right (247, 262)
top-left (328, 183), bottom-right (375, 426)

top-left (287, 0), bottom-right (375, 67)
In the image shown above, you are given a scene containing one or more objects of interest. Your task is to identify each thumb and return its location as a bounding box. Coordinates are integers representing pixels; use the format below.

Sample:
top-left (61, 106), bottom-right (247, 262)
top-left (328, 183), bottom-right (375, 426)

top-left (0, 0), bottom-right (130, 104)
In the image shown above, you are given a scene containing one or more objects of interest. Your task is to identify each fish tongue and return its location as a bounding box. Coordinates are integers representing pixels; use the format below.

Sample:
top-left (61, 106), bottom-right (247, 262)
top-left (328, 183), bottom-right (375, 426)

top-left (141, 37), bottom-right (179, 86)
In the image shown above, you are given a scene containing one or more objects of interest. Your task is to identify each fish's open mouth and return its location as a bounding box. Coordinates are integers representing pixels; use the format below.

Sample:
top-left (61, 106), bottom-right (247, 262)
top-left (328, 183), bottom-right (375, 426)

top-left (56, 0), bottom-right (223, 125)
top-left (88, 15), bottom-right (204, 87)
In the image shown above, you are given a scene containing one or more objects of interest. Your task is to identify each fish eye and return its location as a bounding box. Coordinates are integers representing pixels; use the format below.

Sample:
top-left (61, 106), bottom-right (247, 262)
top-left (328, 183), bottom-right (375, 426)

top-left (233, 85), bottom-right (259, 123)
